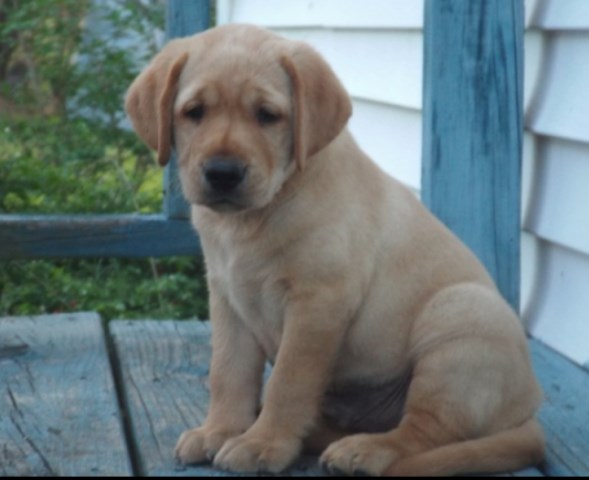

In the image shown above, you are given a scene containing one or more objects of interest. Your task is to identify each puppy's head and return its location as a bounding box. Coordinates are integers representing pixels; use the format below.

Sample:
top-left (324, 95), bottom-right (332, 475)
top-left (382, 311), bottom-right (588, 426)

top-left (125, 24), bottom-right (351, 212)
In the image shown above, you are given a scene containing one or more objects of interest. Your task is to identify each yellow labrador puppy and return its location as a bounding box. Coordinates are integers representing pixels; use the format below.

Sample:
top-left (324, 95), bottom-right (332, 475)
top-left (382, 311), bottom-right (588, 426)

top-left (125, 24), bottom-right (544, 476)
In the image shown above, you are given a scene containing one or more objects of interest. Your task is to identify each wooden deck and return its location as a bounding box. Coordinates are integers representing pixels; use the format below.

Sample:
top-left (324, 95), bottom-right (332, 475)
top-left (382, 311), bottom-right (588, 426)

top-left (1, 312), bottom-right (587, 476)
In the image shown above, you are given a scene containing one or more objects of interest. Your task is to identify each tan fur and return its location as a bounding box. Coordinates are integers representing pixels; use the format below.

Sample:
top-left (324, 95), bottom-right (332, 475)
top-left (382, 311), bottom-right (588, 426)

top-left (126, 24), bottom-right (544, 476)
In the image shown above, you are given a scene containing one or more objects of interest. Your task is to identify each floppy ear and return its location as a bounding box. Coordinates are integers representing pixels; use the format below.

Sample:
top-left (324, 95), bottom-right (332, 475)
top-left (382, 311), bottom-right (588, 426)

top-left (125, 40), bottom-right (189, 166)
top-left (281, 44), bottom-right (352, 170)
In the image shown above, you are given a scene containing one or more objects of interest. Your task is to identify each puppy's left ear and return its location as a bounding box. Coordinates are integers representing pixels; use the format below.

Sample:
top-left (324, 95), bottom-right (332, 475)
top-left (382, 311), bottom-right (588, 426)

top-left (281, 43), bottom-right (352, 170)
top-left (125, 39), bottom-right (189, 166)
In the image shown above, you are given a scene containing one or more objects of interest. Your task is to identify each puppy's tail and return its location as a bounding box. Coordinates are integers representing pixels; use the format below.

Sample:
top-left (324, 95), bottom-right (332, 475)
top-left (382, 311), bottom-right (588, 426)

top-left (384, 418), bottom-right (545, 476)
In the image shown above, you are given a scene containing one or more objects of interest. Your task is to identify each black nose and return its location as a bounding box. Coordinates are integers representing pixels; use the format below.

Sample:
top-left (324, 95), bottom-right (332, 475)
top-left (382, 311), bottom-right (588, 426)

top-left (202, 158), bottom-right (247, 193)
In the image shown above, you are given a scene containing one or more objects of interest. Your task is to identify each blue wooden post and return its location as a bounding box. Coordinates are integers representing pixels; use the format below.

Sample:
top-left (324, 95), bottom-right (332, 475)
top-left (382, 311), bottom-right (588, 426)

top-left (421, 0), bottom-right (524, 311)
top-left (163, 0), bottom-right (211, 219)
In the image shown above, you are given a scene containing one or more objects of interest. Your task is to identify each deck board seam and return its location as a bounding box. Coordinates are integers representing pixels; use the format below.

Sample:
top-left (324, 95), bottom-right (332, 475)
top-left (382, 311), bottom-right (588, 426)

top-left (102, 320), bottom-right (142, 477)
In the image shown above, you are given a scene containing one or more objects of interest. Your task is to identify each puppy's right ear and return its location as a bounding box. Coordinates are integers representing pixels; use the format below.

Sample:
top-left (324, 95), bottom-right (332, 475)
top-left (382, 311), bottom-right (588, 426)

top-left (125, 40), bottom-right (189, 166)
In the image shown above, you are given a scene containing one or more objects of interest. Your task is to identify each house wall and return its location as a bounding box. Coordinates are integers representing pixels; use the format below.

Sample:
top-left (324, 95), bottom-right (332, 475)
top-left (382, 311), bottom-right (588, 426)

top-left (216, 0), bottom-right (589, 367)
top-left (523, 0), bottom-right (589, 367)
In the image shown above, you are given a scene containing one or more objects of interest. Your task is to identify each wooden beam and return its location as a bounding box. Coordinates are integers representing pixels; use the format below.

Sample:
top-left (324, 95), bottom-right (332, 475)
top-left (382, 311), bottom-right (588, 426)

top-left (0, 214), bottom-right (200, 259)
top-left (421, 0), bottom-right (524, 310)
top-left (163, 0), bottom-right (211, 220)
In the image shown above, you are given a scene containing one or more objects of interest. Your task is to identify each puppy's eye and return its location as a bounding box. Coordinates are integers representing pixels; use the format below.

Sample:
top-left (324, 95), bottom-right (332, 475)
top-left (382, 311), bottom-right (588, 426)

top-left (256, 107), bottom-right (281, 126)
top-left (185, 104), bottom-right (206, 122)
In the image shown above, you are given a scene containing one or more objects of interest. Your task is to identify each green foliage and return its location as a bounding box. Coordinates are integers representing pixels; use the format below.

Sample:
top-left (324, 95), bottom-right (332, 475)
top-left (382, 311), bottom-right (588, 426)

top-left (0, 0), bottom-right (210, 321)
top-left (1, 117), bottom-right (161, 214)
top-left (0, 0), bottom-right (162, 213)
top-left (0, 0), bottom-right (90, 111)
top-left (0, 257), bottom-right (209, 320)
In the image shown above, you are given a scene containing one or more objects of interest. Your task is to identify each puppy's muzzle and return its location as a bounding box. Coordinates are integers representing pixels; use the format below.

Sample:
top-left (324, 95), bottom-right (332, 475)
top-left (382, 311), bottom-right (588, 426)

top-left (202, 157), bottom-right (248, 195)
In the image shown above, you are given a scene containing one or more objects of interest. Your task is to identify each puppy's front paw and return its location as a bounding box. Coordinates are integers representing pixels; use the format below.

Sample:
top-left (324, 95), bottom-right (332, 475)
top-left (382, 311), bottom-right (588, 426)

top-left (320, 434), bottom-right (399, 476)
top-left (174, 426), bottom-right (241, 466)
top-left (213, 431), bottom-right (302, 473)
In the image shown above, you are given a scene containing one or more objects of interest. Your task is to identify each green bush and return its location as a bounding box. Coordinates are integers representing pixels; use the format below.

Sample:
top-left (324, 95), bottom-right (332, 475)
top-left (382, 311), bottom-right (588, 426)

top-left (0, 257), bottom-right (209, 320)
top-left (0, 0), bottom-right (209, 320)
top-left (1, 117), bottom-right (162, 214)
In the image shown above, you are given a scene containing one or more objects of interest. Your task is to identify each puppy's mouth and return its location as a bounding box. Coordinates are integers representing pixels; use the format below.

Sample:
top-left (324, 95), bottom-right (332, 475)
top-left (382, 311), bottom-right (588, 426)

top-left (200, 193), bottom-right (250, 212)
top-left (199, 184), bottom-right (275, 213)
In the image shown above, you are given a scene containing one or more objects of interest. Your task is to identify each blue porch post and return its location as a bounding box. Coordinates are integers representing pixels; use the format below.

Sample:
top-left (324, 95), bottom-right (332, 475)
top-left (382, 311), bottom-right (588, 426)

top-left (163, 0), bottom-right (211, 219)
top-left (421, 0), bottom-right (524, 311)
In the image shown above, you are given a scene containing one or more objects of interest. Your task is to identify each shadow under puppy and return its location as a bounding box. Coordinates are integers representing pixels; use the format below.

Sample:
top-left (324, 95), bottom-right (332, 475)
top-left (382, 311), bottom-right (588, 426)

top-left (125, 24), bottom-right (544, 476)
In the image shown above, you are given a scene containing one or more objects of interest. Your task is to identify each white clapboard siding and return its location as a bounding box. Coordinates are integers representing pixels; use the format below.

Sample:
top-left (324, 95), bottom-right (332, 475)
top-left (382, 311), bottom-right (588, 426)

top-left (348, 101), bottom-right (421, 188)
top-left (525, 138), bottom-right (589, 257)
top-left (528, 0), bottom-right (589, 29)
top-left (527, 32), bottom-right (589, 144)
top-left (270, 28), bottom-right (423, 110)
top-left (217, 0), bottom-right (423, 28)
top-left (523, 30), bottom-right (545, 112)
top-left (520, 231), bottom-right (541, 324)
top-left (520, 131), bottom-right (540, 323)
top-left (527, 244), bottom-right (589, 366)
top-left (523, 1), bottom-right (589, 366)
top-left (521, 132), bottom-right (537, 225)
top-left (217, 0), bottom-right (589, 367)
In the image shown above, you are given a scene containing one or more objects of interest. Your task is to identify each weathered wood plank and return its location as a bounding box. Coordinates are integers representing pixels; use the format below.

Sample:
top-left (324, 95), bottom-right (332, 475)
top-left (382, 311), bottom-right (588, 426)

top-left (108, 320), bottom-right (211, 476)
top-left (0, 312), bottom-right (132, 476)
top-left (162, 0), bottom-right (210, 220)
top-left (0, 214), bottom-right (199, 259)
top-left (4, 314), bottom-right (583, 477)
top-left (530, 339), bottom-right (589, 476)
top-left (510, 466), bottom-right (545, 477)
top-left (110, 320), bottom-right (553, 477)
top-left (109, 319), bottom-right (322, 476)
top-left (421, 0), bottom-right (524, 311)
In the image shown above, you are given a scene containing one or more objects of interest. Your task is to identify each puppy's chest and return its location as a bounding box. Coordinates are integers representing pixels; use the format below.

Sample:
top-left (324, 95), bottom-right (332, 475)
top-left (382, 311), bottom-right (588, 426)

top-left (209, 247), bottom-right (288, 356)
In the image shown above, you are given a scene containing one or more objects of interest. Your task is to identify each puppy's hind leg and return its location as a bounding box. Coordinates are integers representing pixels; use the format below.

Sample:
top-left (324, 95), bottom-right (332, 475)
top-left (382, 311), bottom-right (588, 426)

top-left (320, 412), bottom-right (544, 477)
top-left (320, 283), bottom-right (543, 476)
top-left (319, 403), bottom-right (458, 476)
top-left (384, 418), bottom-right (544, 476)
